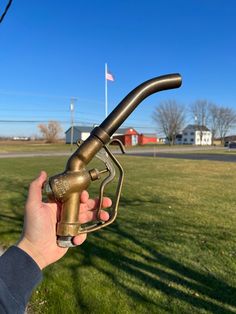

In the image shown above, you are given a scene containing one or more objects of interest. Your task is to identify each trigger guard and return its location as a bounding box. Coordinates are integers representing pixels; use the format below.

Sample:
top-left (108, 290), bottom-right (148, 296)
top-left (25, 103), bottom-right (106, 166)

top-left (79, 220), bottom-right (105, 231)
top-left (80, 143), bottom-right (124, 234)
top-left (95, 147), bottom-right (116, 180)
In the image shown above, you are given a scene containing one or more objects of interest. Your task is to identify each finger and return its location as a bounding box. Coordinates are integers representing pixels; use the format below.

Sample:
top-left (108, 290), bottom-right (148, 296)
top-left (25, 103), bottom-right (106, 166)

top-left (80, 197), bottom-right (112, 213)
top-left (27, 171), bottom-right (47, 206)
top-left (79, 209), bottom-right (109, 224)
top-left (100, 197), bottom-right (112, 209)
top-left (80, 190), bottom-right (89, 204)
top-left (72, 233), bottom-right (87, 246)
top-left (99, 210), bottom-right (109, 221)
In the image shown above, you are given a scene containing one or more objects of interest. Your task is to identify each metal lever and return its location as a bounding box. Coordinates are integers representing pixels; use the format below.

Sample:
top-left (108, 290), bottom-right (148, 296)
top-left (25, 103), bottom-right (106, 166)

top-left (79, 139), bottom-right (125, 233)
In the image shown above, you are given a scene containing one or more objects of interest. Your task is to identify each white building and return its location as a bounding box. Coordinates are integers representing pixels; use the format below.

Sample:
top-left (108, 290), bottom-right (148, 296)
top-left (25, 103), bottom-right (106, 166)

top-left (65, 126), bottom-right (93, 144)
top-left (182, 124), bottom-right (212, 145)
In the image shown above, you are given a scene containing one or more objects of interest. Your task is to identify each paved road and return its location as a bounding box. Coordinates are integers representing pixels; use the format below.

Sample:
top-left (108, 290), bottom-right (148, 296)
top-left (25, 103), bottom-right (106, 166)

top-left (0, 147), bottom-right (235, 162)
top-left (126, 151), bottom-right (236, 162)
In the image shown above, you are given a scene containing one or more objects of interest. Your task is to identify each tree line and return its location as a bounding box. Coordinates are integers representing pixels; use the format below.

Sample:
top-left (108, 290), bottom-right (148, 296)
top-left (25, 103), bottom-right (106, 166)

top-left (153, 100), bottom-right (236, 145)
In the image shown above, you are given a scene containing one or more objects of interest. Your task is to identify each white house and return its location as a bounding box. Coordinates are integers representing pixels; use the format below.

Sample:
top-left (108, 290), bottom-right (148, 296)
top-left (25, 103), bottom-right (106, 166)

top-left (65, 126), bottom-right (93, 144)
top-left (182, 124), bottom-right (212, 145)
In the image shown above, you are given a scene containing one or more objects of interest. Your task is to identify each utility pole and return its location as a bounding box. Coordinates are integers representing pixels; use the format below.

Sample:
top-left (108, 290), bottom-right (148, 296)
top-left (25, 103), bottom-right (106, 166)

top-left (70, 98), bottom-right (77, 150)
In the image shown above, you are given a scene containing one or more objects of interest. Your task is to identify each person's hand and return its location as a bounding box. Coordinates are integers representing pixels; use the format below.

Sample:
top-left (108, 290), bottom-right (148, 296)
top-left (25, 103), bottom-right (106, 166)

top-left (17, 171), bottom-right (111, 270)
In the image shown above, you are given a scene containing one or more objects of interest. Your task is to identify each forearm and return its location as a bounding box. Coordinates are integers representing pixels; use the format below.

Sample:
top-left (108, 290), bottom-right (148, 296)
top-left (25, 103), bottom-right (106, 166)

top-left (0, 246), bottom-right (42, 314)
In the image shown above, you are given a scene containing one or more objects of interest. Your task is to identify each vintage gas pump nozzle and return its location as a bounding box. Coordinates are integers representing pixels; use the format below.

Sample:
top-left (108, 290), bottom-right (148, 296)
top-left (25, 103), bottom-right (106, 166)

top-left (45, 73), bottom-right (182, 247)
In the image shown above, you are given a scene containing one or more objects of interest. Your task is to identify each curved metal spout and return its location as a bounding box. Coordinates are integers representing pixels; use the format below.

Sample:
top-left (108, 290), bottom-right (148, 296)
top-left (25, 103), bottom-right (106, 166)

top-left (99, 73), bottom-right (182, 137)
top-left (67, 73), bottom-right (182, 170)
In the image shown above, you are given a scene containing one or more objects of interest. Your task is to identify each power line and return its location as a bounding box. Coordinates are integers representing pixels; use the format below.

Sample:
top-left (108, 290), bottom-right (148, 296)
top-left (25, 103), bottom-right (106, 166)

top-left (0, 0), bottom-right (13, 24)
top-left (0, 119), bottom-right (156, 129)
top-left (0, 107), bottom-right (106, 117)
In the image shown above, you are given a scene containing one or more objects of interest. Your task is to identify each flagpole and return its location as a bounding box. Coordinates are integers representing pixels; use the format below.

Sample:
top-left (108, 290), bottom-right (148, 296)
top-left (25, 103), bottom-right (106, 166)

top-left (70, 98), bottom-right (74, 151)
top-left (105, 62), bottom-right (108, 118)
top-left (70, 97), bottom-right (76, 151)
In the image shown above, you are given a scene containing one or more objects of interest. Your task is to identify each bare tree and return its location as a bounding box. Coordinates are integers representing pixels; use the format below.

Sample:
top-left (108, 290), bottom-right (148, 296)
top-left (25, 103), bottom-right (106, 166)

top-left (208, 104), bottom-right (236, 144)
top-left (191, 100), bottom-right (210, 144)
top-left (217, 107), bottom-right (236, 144)
top-left (38, 121), bottom-right (62, 143)
top-left (191, 100), bottom-right (209, 125)
top-left (153, 100), bottom-right (185, 145)
top-left (208, 102), bottom-right (219, 145)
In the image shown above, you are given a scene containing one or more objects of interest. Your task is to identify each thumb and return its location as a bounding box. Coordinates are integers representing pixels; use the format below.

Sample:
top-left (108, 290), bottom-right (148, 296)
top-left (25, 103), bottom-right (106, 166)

top-left (27, 171), bottom-right (47, 206)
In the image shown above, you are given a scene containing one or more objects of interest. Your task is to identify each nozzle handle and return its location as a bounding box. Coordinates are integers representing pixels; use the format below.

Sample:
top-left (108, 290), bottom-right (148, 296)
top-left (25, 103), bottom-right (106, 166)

top-left (78, 140), bottom-right (124, 233)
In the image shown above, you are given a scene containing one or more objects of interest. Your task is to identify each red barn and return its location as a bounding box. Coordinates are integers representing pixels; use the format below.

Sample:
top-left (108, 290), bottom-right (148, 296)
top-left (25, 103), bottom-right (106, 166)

top-left (138, 133), bottom-right (158, 145)
top-left (113, 127), bottom-right (139, 146)
top-left (113, 128), bottom-right (158, 146)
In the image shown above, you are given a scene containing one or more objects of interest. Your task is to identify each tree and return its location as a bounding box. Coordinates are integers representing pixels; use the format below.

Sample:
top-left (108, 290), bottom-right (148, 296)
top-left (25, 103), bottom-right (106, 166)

top-left (207, 102), bottom-right (219, 145)
top-left (190, 100), bottom-right (210, 144)
top-left (153, 100), bottom-right (185, 145)
top-left (208, 104), bottom-right (236, 144)
top-left (191, 100), bottom-right (209, 126)
top-left (38, 121), bottom-right (62, 143)
top-left (217, 106), bottom-right (236, 144)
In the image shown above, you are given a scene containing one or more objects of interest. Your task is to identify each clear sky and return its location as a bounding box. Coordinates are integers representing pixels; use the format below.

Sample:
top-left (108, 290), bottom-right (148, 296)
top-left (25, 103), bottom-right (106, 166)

top-left (0, 0), bottom-right (236, 137)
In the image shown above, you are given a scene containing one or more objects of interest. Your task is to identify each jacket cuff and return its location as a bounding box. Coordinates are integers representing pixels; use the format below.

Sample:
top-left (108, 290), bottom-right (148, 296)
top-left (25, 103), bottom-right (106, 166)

top-left (0, 246), bottom-right (42, 308)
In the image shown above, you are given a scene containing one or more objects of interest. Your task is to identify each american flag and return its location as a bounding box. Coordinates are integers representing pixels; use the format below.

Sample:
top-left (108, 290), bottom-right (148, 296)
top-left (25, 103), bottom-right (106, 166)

top-left (106, 70), bottom-right (114, 81)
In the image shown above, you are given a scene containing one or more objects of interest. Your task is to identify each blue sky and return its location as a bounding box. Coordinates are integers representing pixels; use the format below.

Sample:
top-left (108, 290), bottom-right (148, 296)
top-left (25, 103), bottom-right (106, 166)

top-left (0, 0), bottom-right (236, 137)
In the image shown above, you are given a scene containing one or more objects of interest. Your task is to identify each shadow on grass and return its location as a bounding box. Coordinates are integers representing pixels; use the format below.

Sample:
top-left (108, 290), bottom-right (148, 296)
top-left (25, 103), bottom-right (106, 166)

top-left (0, 177), bottom-right (235, 313)
top-left (66, 221), bottom-right (236, 313)
top-left (0, 179), bottom-right (27, 242)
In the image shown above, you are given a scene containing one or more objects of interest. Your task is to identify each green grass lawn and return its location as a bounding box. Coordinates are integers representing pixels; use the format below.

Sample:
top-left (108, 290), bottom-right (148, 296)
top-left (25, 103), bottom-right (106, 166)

top-left (0, 155), bottom-right (235, 313)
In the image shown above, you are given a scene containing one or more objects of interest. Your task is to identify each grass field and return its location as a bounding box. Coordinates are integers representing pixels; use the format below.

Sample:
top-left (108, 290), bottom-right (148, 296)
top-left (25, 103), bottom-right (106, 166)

top-left (0, 141), bottom-right (231, 154)
top-left (0, 142), bottom-right (71, 153)
top-left (0, 155), bottom-right (235, 313)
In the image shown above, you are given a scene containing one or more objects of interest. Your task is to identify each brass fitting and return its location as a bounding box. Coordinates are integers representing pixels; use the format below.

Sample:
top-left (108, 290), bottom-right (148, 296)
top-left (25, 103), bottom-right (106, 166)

top-left (45, 74), bottom-right (182, 247)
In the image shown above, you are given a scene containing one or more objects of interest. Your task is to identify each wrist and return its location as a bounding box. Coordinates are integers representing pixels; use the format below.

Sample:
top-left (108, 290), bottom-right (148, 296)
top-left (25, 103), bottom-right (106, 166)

top-left (17, 238), bottom-right (47, 270)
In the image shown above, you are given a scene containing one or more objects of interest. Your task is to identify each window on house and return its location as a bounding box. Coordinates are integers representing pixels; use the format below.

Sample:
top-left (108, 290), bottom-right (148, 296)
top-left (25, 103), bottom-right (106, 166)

top-left (191, 139), bottom-right (194, 142)
top-left (184, 132), bottom-right (188, 136)
top-left (184, 138), bottom-right (187, 142)
top-left (190, 132), bottom-right (194, 135)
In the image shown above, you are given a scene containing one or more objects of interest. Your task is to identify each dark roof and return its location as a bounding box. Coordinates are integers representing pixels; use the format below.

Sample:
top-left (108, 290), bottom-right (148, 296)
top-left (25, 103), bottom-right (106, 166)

top-left (65, 126), bottom-right (94, 133)
top-left (224, 135), bottom-right (236, 141)
top-left (183, 124), bottom-right (210, 132)
top-left (114, 127), bottom-right (136, 135)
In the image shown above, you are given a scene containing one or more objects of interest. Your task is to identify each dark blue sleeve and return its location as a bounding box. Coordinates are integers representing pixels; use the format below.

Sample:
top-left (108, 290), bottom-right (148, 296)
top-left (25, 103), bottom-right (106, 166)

top-left (0, 246), bottom-right (42, 314)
